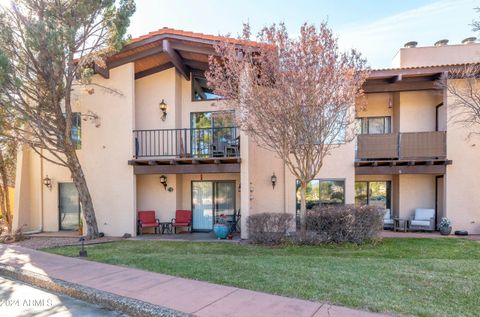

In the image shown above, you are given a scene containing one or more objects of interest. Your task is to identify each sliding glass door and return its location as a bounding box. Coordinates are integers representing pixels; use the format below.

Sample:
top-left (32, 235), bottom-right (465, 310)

top-left (59, 183), bottom-right (80, 231)
top-left (192, 182), bottom-right (214, 230)
top-left (355, 181), bottom-right (391, 210)
top-left (191, 181), bottom-right (236, 231)
top-left (190, 111), bottom-right (236, 157)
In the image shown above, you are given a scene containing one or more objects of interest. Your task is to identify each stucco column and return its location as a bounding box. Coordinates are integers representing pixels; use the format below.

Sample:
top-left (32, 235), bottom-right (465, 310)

top-left (12, 146), bottom-right (26, 231)
top-left (240, 130), bottom-right (250, 239)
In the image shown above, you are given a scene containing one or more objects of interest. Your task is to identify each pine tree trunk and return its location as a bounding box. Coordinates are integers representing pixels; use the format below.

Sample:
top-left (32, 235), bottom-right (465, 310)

top-left (0, 147), bottom-right (12, 233)
top-left (299, 181), bottom-right (307, 240)
top-left (66, 149), bottom-right (99, 239)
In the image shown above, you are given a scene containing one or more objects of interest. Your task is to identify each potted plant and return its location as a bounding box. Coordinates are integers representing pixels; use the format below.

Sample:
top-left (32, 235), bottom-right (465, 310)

top-left (213, 214), bottom-right (229, 239)
top-left (438, 217), bottom-right (452, 235)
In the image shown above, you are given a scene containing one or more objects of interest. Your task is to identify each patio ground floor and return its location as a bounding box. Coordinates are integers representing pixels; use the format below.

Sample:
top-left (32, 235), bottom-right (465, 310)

top-left (354, 173), bottom-right (445, 229)
top-left (12, 150), bottom-right (480, 237)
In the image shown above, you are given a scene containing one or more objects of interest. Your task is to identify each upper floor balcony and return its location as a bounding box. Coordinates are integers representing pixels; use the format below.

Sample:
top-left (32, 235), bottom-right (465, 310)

top-left (129, 127), bottom-right (241, 174)
top-left (355, 131), bottom-right (452, 174)
top-left (357, 131), bottom-right (446, 160)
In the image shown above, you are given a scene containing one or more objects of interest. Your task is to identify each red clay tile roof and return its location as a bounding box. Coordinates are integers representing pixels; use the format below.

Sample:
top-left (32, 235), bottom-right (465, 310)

top-left (128, 27), bottom-right (262, 47)
top-left (372, 62), bottom-right (479, 72)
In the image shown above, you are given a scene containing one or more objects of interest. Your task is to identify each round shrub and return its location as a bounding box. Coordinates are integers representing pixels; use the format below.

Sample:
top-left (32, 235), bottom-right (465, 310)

top-left (247, 212), bottom-right (293, 245)
top-left (304, 204), bottom-right (384, 244)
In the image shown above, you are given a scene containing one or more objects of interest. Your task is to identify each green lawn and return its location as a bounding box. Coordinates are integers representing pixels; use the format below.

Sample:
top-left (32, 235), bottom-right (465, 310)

top-left (44, 238), bottom-right (480, 317)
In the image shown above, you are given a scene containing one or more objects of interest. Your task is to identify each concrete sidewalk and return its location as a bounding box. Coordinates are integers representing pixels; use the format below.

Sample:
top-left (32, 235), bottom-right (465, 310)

top-left (0, 244), bottom-right (390, 317)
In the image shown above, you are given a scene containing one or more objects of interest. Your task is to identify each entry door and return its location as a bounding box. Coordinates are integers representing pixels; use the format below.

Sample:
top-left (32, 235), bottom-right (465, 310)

top-left (59, 183), bottom-right (80, 231)
top-left (192, 181), bottom-right (235, 231)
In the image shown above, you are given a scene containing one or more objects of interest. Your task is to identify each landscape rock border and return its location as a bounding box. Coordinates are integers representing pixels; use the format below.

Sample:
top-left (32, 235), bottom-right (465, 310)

top-left (0, 264), bottom-right (191, 317)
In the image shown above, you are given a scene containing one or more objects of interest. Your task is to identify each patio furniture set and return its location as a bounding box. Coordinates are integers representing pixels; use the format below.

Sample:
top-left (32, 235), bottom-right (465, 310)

top-left (137, 210), bottom-right (192, 235)
top-left (383, 208), bottom-right (436, 232)
top-left (137, 209), bottom-right (241, 235)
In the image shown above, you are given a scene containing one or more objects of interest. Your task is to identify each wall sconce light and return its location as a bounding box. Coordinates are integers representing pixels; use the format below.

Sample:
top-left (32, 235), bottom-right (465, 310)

top-left (271, 172), bottom-right (277, 189)
top-left (388, 95), bottom-right (393, 109)
top-left (159, 99), bottom-right (167, 121)
top-left (159, 175), bottom-right (168, 190)
top-left (43, 175), bottom-right (52, 191)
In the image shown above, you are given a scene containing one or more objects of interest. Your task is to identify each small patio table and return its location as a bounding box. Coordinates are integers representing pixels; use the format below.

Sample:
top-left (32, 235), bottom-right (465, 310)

top-left (394, 218), bottom-right (409, 232)
top-left (159, 222), bottom-right (173, 234)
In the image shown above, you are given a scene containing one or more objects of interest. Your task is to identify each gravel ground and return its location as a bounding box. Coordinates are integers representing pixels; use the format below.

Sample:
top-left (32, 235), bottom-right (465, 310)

top-left (10, 236), bottom-right (122, 250)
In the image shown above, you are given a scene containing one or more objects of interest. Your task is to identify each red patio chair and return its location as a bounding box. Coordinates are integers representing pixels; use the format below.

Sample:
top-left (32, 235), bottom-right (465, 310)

top-left (137, 210), bottom-right (160, 235)
top-left (171, 210), bottom-right (192, 234)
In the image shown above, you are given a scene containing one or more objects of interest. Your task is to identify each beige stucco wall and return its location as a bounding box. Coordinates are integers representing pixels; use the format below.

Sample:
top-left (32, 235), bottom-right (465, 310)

top-left (13, 147), bottom-right (42, 232)
top-left (136, 174), bottom-right (177, 222)
top-left (392, 43), bottom-right (480, 68)
top-left (18, 63), bottom-right (477, 237)
top-left (248, 145), bottom-right (286, 215)
top-left (135, 67), bottom-right (177, 130)
top-left (133, 70), bottom-right (357, 236)
top-left (398, 91), bottom-right (442, 132)
top-left (357, 93), bottom-right (393, 118)
top-left (136, 173), bottom-right (240, 234)
top-left (445, 80), bottom-right (480, 233)
top-left (397, 174), bottom-right (436, 219)
top-left (358, 91), bottom-right (442, 134)
top-left (14, 63), bottom-right (137, 236)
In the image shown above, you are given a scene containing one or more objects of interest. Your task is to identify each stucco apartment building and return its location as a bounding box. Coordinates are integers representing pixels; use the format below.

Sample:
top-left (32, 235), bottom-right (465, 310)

top-left (12, 29), bottom-right (480, 238)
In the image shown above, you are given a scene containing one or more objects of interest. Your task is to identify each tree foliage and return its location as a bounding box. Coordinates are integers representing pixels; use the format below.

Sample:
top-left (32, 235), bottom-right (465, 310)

top-left (0, 0), bottom-right (135, 238)
top-left (206, 23), bottom-right (369, 237)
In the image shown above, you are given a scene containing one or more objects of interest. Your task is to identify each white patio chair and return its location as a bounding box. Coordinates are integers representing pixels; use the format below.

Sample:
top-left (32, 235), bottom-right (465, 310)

top-left (409, 208), bottom-right (435, 231)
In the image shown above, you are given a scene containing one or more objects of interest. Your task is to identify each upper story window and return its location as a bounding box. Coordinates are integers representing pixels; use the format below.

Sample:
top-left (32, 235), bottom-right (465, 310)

top-left (356, 116), bottom-right (391, 134)
top-left (71, 112), bottom-right (81, 149)
top-left (191, 75), bottom-right (223, 101)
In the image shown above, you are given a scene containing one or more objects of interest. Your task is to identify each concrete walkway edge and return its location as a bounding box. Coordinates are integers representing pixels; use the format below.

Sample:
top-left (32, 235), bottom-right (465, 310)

top-left (0, 264), bottom-right (190, 317)
top-left (0, 245), bottom-right (391, 317)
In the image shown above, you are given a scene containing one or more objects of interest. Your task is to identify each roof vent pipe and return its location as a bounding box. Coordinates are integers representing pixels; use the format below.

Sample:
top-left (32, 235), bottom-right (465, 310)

top-left (462, 37), bottom-right (477, 44)
top-left (404, 41), bottom-right (418, 48)
top-left (434, 39), bottom-right (449, 46)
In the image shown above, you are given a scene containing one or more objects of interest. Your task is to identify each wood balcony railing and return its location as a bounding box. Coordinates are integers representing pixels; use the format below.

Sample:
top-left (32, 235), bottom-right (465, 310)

top-left (356, 131), bottom-right (446, 160)
top-left (133, 127), bottom-right (239, 159)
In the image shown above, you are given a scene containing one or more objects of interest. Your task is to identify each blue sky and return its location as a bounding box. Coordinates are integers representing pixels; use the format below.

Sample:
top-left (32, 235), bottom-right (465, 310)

top-left (129, 0), bottom-right (479, 68)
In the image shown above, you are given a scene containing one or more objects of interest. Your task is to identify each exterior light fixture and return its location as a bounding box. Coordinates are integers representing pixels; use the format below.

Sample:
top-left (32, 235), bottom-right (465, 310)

top-left (43, 175), bottom-right (52, 191)
top-left (159, 99), bottom-right (167, 121)
top-left (271, 172), bottom-right (277, 189)
top-left (160, 175), bottom-right (168, 190)
top-left (79, 237), bottom-right (87, 257)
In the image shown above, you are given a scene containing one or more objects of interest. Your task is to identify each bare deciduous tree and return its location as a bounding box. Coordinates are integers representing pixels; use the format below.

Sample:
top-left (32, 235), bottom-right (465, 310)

top-left (0, 0), bottom-right (135, 239)
top-left (438, 8), bottom-right (480, 136)
top-left (439, 64), bottom-right (480, 136)
top-left (0, 138), bottom-right (16, 233)
top-left (206, 23), bottom-right (369, 237)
